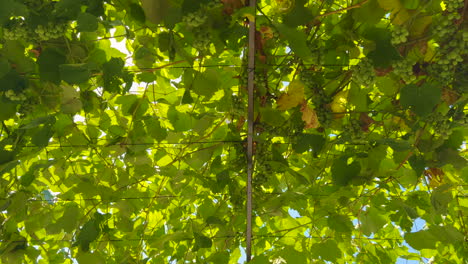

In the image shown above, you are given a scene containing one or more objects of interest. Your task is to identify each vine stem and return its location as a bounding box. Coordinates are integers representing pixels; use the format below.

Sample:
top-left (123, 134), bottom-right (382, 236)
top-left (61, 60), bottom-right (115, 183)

top-left (246, 0), bottom-right (257, 261)
top-left (316, 0), bottom-right (369, 18)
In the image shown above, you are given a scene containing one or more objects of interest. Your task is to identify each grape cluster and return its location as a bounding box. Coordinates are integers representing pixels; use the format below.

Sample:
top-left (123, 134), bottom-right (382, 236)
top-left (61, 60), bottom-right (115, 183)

top-left (392, 59), bottom-right (416, 83)
top-left (230, 95), bottom-right (245, 116)
top-left (255, 71), bottom-right (268, 93)
top-left (254, 142), bottom-right (273, 187)
top-left (391, 26), bottom-right (409, 45)
top-left (2, 20), bottom-right (69, 42)
top-left (2, 23), bottom-right (30, 41)
top-left (310, 87), bottom-right (333, 128)
top-left (445, 0), bottom-right (464, 13)
top-left (426, 113), bottom-right (453, 140)
top-left (192, 28), bottom-right (211, 51)
top-left (182, 11), bottom-right (208, 28)
top-left (4, 90), bottom-right (27, 101)
top-left (352, 58), bottom-right (376, 87)
top-left (23, 0), bottom-right (44, 9)
top-left (429, 33), bottom-right (467, 83)
top-left (182, 2), bottom-right (222, 28)
top-left (300, 71), bottom-right (318, 91)
top-left (432, 16), bottom-right (457, 40)
top-left (34, 22), bottom-right (68, 41)
top-left (347, 118), bottom-right (365, 141)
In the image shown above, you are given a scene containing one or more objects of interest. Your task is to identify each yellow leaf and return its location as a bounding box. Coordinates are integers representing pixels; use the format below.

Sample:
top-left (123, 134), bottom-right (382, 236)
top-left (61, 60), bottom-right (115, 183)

top-left (408, 16), bottom-right (432, 37)
top-left (392, 9), bottom-right (411, 25)
top-left (300, 103), bottom-right (319, 129)
top-left (277, 80), bottom-right (305, 110)
top-left (330, 90), bottom-right (347, 117)
top-left (273, 0), bottom-right (295, 13)
top-left (377, 0), bottom-right (402, 11)
top-left (377, 0), bottom-right (411, 25)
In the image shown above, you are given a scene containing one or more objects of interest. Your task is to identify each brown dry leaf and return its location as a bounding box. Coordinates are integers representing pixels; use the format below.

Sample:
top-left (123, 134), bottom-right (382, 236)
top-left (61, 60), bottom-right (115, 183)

top-left (300, 102), bottom-right (320, 129)
top-left (441, 88), bottom-right (460, 105)
top-left (277, 80), bottom-right (305, 110)
top-left (424, 167), bottom-right (445, 188)
top-left (359, 113), bottom-right (375, 132)
top-left (222, 0), bottom-right (245, 15)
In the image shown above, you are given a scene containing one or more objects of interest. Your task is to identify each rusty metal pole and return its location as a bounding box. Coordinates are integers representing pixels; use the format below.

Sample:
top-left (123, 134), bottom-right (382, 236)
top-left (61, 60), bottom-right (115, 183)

top-left (246, 0), bottom-right (256, 261)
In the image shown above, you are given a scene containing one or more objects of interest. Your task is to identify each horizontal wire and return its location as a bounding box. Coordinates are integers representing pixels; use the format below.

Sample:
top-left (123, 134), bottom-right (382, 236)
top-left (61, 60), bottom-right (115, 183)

top-left (1, 194), bottom-right (465, 203)
top-left (0, 235), bottom-right (409, 244)
top-left (254, 235), bottom-right (404, 241)
top-left (0, 235), bottom-right (239, 244)
top-left (20, 140), bottom-right (244, 148)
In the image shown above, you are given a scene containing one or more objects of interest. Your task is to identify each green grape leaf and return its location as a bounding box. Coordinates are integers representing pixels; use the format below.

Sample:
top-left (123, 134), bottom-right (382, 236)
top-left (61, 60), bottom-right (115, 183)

top-left (359, 207), bottom-right (387, 236)
top-left (404, 230), bottom-right (437, 250)
top-left (143, 117), bottom-right (167, 142)
top-left (400, 83), bottom-right (441, 117)
top-left (281, 247), bottom-right (308, 263)
top-left (402, 0), bottom-right (419, 9)
top-left (430, 184), bottom-right (453, 215)
top-left (129, 3), bottom-right (146, 24)
top-left (141, 0), bottom-right (169, 24)
top-left (409, 155), bottom-right (426, 177)
top-left (193, 233), bottom-right (212, 251)
top-left (0, 0), bottom-right (27, 25)
top-left (76, 252), bottom-right (106, 264)
top-left (31, 125), bottom-right (54, 148)
top-left (54, 0), bottom-right (82, 19)
top-left (312, 240), bottom-right (342, 262)
top-left (38, 49), bottom-right (67, 84)
top-left (249, 255), bottom-right (270, 264)
top-left (327, 214), bottom-right (353, 233)
top-left (193, 69), bottom-right (221, 98)
top-left (134, 46), bottom-right (155, 68)
top-left (331, 156), bottom-right (361, 186)
top-left (59, 64), bottom-right (91, 84)
top-left (19, 171), bottom-right (35, 187)
top-left (292, 133), bottom-right (325, 157)
top-left (76, 219), bottom-right (100, 252)
top-left (167, 106), bottom-right (192, 132)
top-left (274, 23), bottom-right (313, 62)
top-left (102, 57), bottom-right (125, 93)
top-left (283, 1), bottom-right (314, 27)
top-left (0, 97), bottom-right (16, 121)
top-left (77, 12), bottom-right (99, 32)
top-left (0, 57), bottom-right (10, 79)
top-left (59, 203), bottom-right (81, 233)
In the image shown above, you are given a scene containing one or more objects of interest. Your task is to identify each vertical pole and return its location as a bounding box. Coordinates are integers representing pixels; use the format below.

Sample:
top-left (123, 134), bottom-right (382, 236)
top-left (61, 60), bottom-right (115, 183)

top-left (246, 0), bottom-right (256, 261)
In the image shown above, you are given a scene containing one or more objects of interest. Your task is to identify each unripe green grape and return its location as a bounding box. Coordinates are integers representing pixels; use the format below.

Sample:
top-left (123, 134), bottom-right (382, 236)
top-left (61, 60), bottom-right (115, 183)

top-left (391, 26), bottom-right (409, 45)
top-left (191, 28), bottom-right (211, 51)
top-left (4, 89), bottom-right (27, 101)
top-left (182, 10), bottom-right (208, 28)
top-left (34, 22), bottom-right (68, 41)
top-left (392, 59), bottom-right (416, 83)
top-left (352, 58), bottom-right (376, 87)
top-left (445, 0), bottom-right (464, 13)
